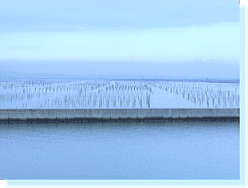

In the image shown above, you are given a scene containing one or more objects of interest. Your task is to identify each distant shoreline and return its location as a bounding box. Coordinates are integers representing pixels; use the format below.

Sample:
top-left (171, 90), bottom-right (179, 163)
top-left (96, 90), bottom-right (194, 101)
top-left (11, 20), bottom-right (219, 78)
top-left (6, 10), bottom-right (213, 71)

top-left (111, 78), bottom-right (240, 83)
top-left (0, 75), bottom-right (240, 84)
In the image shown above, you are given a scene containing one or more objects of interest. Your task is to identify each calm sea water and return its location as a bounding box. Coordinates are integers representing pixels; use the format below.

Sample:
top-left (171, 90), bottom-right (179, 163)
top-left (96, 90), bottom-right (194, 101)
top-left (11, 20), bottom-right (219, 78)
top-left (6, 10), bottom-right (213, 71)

top-left (0, 121), bottom-right (239, 179)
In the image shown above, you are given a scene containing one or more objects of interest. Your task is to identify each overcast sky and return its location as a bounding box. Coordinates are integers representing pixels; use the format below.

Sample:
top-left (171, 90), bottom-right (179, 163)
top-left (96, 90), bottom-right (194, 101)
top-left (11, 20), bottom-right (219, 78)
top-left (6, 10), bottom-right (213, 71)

top-left (0, 0), bottom-right (240, 79)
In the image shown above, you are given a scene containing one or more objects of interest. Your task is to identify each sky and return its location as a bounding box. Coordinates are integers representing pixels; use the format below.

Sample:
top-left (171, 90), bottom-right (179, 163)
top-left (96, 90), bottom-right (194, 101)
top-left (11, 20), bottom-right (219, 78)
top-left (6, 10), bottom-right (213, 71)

top-left (0, 0), bottom-right (240, 79)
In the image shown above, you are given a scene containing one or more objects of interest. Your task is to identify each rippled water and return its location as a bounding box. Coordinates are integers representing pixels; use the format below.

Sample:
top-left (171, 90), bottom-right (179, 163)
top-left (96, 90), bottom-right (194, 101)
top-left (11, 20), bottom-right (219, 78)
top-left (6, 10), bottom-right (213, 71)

top-left (0, 121), bottom-right (239, 179)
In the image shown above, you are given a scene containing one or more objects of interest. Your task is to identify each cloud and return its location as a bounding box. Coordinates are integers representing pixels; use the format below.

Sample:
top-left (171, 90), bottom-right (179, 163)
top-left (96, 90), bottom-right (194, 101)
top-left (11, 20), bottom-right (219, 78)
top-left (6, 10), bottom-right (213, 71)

top-left (0, 22), bottom-right (239, 62)
top-left (0, 0), bottom-right (239, 31)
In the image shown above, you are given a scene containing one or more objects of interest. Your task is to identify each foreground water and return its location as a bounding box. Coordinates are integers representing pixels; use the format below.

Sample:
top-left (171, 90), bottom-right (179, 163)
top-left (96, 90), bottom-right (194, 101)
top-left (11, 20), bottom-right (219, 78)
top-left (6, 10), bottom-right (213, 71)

top-left (0, 121), bottom-right (239, 179)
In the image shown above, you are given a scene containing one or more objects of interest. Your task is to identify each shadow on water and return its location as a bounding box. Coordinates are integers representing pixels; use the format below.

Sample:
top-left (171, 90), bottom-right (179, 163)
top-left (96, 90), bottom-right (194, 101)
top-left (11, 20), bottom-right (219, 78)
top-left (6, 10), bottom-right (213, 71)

top-left (0, 121), bottom-right (240, 179)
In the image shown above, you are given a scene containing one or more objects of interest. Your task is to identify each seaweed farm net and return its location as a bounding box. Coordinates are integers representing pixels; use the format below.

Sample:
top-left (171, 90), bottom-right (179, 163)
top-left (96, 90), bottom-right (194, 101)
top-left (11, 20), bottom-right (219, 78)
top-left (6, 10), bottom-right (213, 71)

top-left (0, 79), bottom-right (239, 109)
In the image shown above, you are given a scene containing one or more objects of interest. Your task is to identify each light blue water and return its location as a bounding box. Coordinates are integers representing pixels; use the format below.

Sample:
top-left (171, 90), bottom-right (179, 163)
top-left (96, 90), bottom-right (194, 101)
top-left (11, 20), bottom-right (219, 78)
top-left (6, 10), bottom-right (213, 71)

top-left (0, 121), bottom-right (239, 179)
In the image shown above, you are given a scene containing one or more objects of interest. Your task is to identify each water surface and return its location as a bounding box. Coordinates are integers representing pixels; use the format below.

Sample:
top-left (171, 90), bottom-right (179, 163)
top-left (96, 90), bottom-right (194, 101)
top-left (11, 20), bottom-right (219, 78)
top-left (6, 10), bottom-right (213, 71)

top-left (0, 121), bottom-right (239, 179)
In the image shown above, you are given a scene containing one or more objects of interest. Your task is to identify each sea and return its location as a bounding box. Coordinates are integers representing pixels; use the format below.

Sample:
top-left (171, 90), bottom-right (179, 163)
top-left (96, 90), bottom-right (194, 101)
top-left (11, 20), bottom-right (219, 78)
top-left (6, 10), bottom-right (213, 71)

top-left (0, 79), bottom-right (240, 179)
top-left (0, 121), bottom-right (239, 179)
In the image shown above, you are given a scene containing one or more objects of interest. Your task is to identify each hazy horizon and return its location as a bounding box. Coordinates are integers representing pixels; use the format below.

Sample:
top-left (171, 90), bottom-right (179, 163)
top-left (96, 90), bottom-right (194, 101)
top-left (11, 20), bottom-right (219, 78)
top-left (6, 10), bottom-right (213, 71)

top-left (0, 0), bottom-right (240, 79)
top-left (0, 59), bottom-right (240, 80)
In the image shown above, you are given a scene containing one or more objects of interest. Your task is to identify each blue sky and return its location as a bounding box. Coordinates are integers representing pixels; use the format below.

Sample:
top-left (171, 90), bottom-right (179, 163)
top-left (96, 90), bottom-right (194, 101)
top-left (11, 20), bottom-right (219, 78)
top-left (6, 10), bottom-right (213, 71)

top-left (0, 0), bottom-right (240, 79)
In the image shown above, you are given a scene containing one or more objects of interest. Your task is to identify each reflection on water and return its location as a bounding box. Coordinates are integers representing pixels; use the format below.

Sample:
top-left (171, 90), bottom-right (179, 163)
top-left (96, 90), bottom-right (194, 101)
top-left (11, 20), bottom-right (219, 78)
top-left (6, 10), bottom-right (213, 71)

top-left (0, 121), bottom-right (239, 179)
